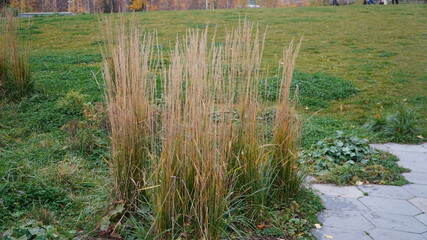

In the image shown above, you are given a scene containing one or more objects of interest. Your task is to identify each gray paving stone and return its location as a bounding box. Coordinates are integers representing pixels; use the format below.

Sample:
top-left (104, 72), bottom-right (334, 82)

top-left (403, 184), bottom-right (427, 198)
top-left (422, 142), bottom-right (427, 149)
top-left (319, 210), bottom-right (375, 231)
top-left (359, 196), bottom-right (421, 215)
top-left (409, 197), bottom-right (427, 212)
top-left (357, 184), bottom-right (414, 199)
top-left (313, 184), bottom-right (364, 198)
top-left (363, 212), bottom-right (427, 233)
top-left (415, 213), bottom-right (427, 225)
top-left (384, 143), bottom-right (427, 153)
top-left (391, 151), bottom-right (427, 172)
top-left (320, 195), bottom-right (371, 213)
top-left (422, 231), bottom-right (427, 239)
top-left (403, 172), bottom-right (427, 185)
top-left (369, 144), bottom-right (391, 152)
top-left (367, 228), bottom-right (425, 240)
top-left (312, 226), bottom-right (373, 240)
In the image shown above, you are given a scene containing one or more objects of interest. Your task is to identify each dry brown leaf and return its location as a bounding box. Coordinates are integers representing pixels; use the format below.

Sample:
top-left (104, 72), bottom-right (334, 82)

top-left (256, 224), bottom-right (267, 229)
top-left (325, 235), bottom-right (334, 239)
top-left (314, 223), bottom-right (322, 229)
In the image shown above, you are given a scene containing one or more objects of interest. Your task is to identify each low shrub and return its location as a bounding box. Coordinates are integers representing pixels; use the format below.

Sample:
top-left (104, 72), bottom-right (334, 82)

top-left (2, 220), bottom-right (75, 240)
top-left (300, 131), bottom-right (409, 185)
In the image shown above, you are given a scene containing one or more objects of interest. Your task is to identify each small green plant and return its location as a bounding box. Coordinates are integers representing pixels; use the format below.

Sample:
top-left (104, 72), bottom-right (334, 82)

top-left (2, 220), bottom-right (75, 240)
top-left (300, 131), bottom-right (409, 185)
top-left (57, 90), bottom-right (87, 115)
top-left (365, 103), bottom-right (423, 143)
top-left (61, 103), bottom-right (107, 155)
top-left (28, 205), bottom-right (55, 225)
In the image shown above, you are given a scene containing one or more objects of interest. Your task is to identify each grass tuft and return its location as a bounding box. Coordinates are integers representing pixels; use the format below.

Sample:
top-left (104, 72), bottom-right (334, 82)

top-left (0, 8), bottom-right (31, 100)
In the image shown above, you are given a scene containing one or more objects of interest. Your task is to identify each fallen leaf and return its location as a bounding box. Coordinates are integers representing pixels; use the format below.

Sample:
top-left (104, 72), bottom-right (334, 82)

top-left (325, 235), bottom-right (334, 239)
top-left (314, 223), bottom-right (322, 229)
top-left (339, 195), bottom-right (347, 198)
top-left (417, 135), bottom-right (424, 139)
top-left (256, 224), bottom-right (266, 229)
top-left (356, 181), bottom-right (363, 186)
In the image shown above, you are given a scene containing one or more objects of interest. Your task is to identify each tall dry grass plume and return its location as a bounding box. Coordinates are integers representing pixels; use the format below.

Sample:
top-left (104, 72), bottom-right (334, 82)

top-left (154, 28), bottom-right (228, 238)
top-left (271, 39), bottom-right (305, 201)
top-left (0, 8), bottom-right (31, 100)
top-left (101, 17), bottom-right (160, 206)
top-left (101, 16), bottom-right (303, 238)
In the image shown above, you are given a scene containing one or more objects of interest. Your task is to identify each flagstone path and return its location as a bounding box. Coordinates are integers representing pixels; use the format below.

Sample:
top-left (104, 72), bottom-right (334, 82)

top-left (312, 143), bottom-right (427, 240)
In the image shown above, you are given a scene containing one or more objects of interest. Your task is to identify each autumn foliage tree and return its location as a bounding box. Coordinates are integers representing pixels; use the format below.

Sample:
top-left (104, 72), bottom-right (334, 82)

top-left (129, 0), bottom-right (145, 11)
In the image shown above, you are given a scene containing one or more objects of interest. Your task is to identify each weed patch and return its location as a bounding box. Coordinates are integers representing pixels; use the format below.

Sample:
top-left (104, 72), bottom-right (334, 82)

top-left (300, 131), bottom-right (409, 186)
top-left (260, 72), bottom-right (358, 109)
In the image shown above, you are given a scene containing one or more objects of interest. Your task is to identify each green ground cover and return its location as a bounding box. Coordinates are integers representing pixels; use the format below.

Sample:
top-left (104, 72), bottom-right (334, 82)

top-left (0, 4), bottom-right (426, 239)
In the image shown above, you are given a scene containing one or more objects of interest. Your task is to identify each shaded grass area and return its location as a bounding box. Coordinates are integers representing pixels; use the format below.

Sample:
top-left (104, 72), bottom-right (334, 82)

top-left (0, 4), bottom-right (426, 238)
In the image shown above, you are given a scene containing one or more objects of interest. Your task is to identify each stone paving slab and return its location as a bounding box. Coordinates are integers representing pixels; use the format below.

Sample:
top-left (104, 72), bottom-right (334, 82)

top-left (367, 228), bottom-right (426, 240)
top-left (390, 151), bottom-right (427, 172)
top-left (319, 210), bottom-right (375, 231)
top-left (362, 212), bottom-right (427, 233)
top-left (369, 144), bottom-right (391, 153)
top-left (320, 195), bottom-right (371, 213)
top-left (312, 226), bottom-right (373, 240)
top-left (403, 184), bottom-right (427, 198)
top-left (357, 184), bottom-right (414, 199)
top-left (359, 196), bottom-right (421, 215)
top-left (409, 197), bottom-right (427, 212)
top-left (383, 143), bottom-right (427, 153)
top-left (312, 143), bottom-right (427, 240)
top-left (312, 184), bottom-right (364, 198)
top-left (403, 172), bottom-right (427, 185)
top-left (415, 214), bottom-right (427, 225)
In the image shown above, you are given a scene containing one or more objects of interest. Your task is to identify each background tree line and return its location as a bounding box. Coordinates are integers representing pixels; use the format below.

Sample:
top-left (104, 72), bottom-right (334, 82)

top-left (1, 0), bottom-right (331, 13)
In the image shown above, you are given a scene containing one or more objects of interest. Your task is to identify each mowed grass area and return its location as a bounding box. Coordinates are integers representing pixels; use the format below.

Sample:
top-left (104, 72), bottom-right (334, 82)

top-left (0, 4), bottom-right (426, 236)
top-left (26, 5), bottom-right (427, 120)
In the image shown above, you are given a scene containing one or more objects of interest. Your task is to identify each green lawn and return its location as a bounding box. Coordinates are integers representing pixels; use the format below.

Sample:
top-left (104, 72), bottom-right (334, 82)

top-left (0, 4), bottom-right (426, 238)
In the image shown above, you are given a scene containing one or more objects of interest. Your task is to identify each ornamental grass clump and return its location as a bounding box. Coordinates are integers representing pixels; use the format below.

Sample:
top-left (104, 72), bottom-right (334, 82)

top-left (0, 8), bottom-right (31, 100)
top-left (101, 17), bottom-right (304, 238)
top-left (101, 18), bottom-right (160, 206)
top-left (271, 39), bottom-right (306, 201)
